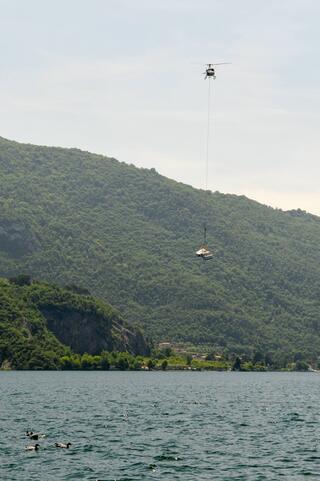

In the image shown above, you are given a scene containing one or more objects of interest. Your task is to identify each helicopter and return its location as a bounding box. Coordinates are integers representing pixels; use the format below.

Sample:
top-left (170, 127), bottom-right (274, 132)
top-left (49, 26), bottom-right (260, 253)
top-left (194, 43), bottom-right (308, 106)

top-left (203, 62), bottom-right (230, 80)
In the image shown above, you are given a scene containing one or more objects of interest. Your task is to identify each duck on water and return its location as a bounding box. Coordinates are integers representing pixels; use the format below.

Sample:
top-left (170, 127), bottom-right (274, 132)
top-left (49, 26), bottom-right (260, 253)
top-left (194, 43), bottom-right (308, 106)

top-left (26, 431), bottom-right (45, 440)
top-left (25, 444), bottom-right (40, 451)
top-left (55, 442), bottom-right (72, 449)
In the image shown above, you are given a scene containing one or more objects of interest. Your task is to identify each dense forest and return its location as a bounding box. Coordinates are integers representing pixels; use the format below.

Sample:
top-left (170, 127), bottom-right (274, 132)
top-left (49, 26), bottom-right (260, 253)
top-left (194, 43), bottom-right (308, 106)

top-left (0, 275), bottom-right (148, 369)
top-left (1, 136), bottom-right (320, 358)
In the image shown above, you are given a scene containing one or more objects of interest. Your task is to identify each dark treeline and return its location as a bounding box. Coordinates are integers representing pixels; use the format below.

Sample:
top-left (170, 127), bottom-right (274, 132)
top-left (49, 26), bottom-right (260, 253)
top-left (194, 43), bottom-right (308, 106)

top-left (38, 349), bottom-right (312, 372)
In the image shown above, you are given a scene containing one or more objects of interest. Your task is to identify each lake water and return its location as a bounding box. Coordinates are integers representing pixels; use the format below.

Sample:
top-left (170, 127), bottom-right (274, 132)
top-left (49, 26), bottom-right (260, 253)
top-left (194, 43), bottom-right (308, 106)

top-left (1, 371), bottom-right (320, 480)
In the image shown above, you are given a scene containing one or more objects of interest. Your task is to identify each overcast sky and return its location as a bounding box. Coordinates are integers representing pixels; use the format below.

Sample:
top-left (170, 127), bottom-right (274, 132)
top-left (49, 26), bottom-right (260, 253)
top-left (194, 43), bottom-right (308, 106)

top-left (1, 0), bottom-right (319, 214)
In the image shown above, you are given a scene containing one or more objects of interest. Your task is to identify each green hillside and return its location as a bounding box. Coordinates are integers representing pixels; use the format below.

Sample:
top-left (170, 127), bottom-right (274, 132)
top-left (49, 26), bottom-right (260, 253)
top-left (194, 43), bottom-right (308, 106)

top-left (0, 275), bottom-right (148, 369)
top-left (1, 136), bottom-right (320, 357)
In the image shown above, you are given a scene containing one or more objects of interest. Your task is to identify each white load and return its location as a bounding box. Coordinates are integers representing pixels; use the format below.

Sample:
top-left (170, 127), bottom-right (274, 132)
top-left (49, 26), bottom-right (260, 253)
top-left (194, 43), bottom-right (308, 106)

top-left (196, 246), bottom-right (213, 260)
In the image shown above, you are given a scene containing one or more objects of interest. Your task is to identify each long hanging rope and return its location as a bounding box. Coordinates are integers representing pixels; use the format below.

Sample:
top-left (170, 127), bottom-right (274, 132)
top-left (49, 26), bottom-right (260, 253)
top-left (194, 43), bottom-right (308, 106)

top-left (203, 77), bottom-right (213, 247)
top-left (203, 223), bottom-right (207, 245)
top-left (205, 77), bottom-right (213, 191)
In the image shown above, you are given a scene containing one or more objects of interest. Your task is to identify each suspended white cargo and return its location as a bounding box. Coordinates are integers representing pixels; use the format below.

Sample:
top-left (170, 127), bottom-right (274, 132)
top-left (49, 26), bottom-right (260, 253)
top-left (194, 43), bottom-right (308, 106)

top-left (196, 245), bottom-right (213, 260)
top-left (196, 247), bottom-right (210, 256)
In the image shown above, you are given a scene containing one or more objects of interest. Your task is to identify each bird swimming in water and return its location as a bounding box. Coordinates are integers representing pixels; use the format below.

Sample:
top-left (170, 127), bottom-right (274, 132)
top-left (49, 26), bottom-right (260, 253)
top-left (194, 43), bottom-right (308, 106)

top-left (55, 442), bottom-right (72, 449)
top-left (26, 431), bottom-right (45, 440)
top-left (25, 443), bottom-right (40, 451)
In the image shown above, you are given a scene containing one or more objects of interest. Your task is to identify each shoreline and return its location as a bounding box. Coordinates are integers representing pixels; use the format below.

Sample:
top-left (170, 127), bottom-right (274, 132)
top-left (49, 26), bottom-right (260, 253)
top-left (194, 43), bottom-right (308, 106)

top-left (0, 367), bottom-right (314, 373)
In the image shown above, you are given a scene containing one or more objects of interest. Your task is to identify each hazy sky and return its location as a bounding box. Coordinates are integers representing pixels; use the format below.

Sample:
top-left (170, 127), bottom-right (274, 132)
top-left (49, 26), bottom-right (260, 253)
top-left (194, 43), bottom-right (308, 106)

top-left (1, 0), bottom-right (319, 214)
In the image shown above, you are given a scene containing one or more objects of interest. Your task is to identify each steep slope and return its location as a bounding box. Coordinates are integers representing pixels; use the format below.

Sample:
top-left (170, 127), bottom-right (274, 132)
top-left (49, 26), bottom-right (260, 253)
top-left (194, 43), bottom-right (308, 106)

top-left (1, 136), bottom-right (320, 356)
top-left (0, 275), bottom-right (149, 369)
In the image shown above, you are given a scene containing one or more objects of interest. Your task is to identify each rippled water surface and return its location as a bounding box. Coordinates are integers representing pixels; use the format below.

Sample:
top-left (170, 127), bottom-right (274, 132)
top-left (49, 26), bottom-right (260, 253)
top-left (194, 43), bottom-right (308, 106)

top-left (1, 371), bottom-right (320, 480)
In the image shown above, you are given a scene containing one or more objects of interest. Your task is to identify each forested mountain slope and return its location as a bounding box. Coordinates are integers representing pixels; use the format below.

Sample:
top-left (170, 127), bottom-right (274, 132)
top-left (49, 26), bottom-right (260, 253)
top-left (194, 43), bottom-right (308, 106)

top-left (0, 275), bottom-right (148, 369)
top-left (1, 136), bottom-right (320, 356)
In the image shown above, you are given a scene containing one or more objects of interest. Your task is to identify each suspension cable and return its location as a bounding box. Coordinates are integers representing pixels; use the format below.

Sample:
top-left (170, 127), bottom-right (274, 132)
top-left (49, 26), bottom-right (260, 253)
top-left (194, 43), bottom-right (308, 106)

top-left (205, 77), bottom-right (213, 191)
top-left (203, 78), bottom-right (213, 247)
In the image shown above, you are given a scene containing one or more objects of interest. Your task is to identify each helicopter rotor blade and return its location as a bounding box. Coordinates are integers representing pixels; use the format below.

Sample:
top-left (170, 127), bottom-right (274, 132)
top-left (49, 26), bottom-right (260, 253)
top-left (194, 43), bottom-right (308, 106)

top-left (191, 61), bottom-right (231, 66)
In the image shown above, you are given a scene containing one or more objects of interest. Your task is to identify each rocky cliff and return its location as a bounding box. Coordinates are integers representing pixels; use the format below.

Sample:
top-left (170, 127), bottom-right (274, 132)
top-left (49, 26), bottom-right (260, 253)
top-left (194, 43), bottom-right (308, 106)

top-left (0, 276), bottom-right (149, 369)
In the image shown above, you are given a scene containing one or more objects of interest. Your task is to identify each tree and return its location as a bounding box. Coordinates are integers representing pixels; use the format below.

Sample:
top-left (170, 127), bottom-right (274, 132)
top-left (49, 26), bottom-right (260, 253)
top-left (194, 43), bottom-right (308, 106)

top-left (131, 358), bottom-right (142, 370)
top-left (264, 352), bottom-right (273, 367)
top-left (147, 359), bottom-right (155, 370)
top-left (294, 360), bottom-right (309, 371)
top-left (100, 352), bottom-right (110, 370)
top-left (232, 356), bottom-right (242, 371)
top-left (115, 355), bottom-right (129, 370)
top-left (186, 355), bottom-right (192, 366)
top-left (253, 351), bottom-right (264, 364)
top-left (60, 355), bottom-right (73, 370)
top-left (161, 359), bottom-right (168, 370)
top-left (81, 353), bottom-right (93, 369)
